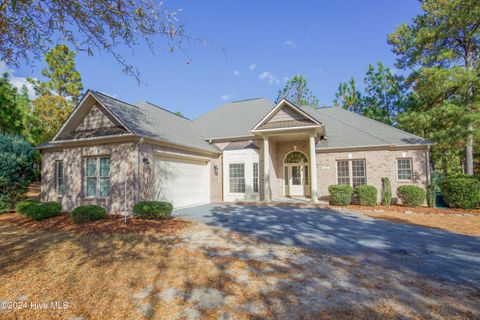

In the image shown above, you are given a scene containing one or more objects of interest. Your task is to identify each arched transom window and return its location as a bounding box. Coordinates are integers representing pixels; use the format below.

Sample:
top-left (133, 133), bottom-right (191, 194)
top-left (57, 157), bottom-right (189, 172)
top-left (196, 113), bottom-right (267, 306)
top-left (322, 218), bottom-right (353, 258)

top-left (284, 151), bottom-right (308, 163)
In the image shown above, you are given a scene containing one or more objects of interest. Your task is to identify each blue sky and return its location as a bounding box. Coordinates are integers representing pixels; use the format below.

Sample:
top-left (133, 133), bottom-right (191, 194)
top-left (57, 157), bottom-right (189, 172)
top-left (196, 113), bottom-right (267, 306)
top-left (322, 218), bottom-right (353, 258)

top-left (5, 0), bottom-right (422, 119)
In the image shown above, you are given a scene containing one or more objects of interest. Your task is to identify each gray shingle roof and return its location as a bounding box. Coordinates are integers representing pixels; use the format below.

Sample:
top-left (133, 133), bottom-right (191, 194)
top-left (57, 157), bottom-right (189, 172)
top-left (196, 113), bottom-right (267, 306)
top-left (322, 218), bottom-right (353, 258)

top-left (91, 91), bottom-right (218, 153)
top-left (87, 91), bottom-right (429, 152)
top-left (193, 98), bottom-right (274, 139)
top-left (300, 106), bottom-right (430, 148)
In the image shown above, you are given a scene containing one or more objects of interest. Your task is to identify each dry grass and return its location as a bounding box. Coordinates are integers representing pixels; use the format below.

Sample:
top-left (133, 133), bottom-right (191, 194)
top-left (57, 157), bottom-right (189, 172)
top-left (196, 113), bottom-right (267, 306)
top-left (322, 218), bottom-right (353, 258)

top-left (0, 213), bottom-right (479, 319)
top-left (346, 205), bottom-right (480, 236)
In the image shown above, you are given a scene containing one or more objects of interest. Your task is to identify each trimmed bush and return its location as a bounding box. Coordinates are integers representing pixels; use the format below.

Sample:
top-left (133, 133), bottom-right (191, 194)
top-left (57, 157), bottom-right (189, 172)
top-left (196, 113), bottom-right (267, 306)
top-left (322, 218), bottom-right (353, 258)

top-left (328, 184), bottom-right (353, 206)
top-left (353, 184), bottom-right (378, 206)
top-left (397, 185), bottom-right (425, 207)
top-left (381, 177), bottom-right (392, 206)
top-left (441, 178), bottom-right (480, 209)
top-left (426, 185), bottom-right (436, 208)
top-left (71, 205), bottom-right (106, 224)
top-left (133, 201), bottom-right (173, 219)
top-left (25, 201), bottom-right (62, 221)
top-left (16, 200), bottom-right (40, 215)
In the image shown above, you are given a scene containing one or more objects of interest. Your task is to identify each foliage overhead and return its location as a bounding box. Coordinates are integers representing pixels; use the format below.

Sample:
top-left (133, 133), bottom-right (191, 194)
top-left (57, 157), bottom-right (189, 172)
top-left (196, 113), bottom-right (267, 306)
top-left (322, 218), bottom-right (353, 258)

top-left (0, 0), bottom-right (192, 81)
top-left (276, 75), bottom-right (319, 108)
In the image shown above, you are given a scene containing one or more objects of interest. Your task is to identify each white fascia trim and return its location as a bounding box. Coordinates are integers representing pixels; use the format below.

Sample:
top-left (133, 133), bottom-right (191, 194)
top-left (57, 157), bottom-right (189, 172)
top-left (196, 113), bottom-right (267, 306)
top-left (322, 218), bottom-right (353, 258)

top-left (153, 150), bottom-right (212, 162)
top-left (251, 99), bottom-right (321, 131)
top-left (50, 133), bottom-right (137, 144)
top-left (316, 144), bottom-right (431, 152)
top-left (252, 124), bottom-right (322, 133)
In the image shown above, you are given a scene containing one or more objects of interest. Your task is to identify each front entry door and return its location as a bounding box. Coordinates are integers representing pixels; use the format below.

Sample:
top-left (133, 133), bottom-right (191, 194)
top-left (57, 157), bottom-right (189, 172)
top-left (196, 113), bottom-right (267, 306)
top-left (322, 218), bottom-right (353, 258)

top-left (288, 165), bottom-right (306, 196)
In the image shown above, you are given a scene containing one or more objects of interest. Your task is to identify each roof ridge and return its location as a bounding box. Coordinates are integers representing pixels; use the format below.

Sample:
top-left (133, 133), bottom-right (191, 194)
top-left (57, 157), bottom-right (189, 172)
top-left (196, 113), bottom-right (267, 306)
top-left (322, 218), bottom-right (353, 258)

top-left (92, 90), bottom-right (140, 109)
top-left (230, 97), bottom-right (265, 103)
top-left (141, 101), bottom-right (192, 121)
top-left (332, 107), bottom-right (428, 141)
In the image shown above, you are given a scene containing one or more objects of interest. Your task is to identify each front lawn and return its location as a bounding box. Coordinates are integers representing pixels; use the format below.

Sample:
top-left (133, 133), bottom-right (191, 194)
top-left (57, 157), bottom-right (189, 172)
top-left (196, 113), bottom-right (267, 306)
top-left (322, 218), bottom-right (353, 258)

top-left (0, 213), bottom-right (479, 319)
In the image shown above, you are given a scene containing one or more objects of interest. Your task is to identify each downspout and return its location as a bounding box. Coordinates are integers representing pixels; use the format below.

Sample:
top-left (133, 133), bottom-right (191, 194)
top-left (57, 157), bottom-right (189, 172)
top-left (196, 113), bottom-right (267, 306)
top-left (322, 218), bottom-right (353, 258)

top-left (135, 137), bottom-right (145, 203)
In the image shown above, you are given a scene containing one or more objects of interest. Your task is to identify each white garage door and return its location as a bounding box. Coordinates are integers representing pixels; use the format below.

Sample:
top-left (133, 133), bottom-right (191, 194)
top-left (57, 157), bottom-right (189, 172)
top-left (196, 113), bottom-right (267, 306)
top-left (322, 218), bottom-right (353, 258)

top-left (153, 155), bottom-right (210, 208)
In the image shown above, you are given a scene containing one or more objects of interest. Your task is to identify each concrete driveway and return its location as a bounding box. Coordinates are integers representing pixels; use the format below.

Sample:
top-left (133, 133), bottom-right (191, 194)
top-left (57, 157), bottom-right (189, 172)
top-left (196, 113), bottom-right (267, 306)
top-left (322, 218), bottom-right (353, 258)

top-left (174, 204), bottom-right (480, 287)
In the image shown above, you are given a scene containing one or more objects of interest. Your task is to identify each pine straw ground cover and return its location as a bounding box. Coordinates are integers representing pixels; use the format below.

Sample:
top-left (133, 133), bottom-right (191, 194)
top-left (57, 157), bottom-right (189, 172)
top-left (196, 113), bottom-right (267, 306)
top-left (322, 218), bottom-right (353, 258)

top-left (341, 205), bottom-right (480, 237)
top-left (1, 213), bottom-right (479, 319)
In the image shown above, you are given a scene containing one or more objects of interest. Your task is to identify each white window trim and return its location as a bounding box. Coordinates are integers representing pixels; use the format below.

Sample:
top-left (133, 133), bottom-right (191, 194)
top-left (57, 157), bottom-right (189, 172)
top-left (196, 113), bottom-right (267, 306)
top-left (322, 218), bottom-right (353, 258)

top-left (228, 162), bottom-right (246, 194)
top-left (396, 158), bottom-right (413, 182)
top-left (84, 156), bottom-right (111, 199)
top-left (335, 159), bottom-right (367, 187)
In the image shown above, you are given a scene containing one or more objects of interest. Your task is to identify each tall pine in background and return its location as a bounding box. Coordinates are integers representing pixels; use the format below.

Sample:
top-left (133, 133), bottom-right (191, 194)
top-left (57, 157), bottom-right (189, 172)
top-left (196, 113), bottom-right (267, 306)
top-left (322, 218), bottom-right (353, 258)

top-left (29, 44), bottom-right (83, 144)
top-left (388, 0), bottom-right (480, 175)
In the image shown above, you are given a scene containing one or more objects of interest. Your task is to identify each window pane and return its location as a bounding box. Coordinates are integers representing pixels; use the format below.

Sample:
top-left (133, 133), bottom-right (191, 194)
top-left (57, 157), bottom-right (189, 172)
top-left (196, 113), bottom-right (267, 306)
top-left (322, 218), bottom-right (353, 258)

top-left (397, 159), bottom-right (412, 180)
top-left (56, 161), bottom-right (63, 195)
top-left (229, 164), bottom-right (245, 193)
top-left (253, 163), bottom-right (259, 193)
top-left (304, 166), bottom-right (309, 185)
top-left (86, 158), bottom-right (97, 177)
top-left (100, 158), bottom-right (110, 177)
top-left (337, 160), bottom-right (350, 185)
top-left (86, 177), bottom-right (97, 197)
top-left (352, 160), bottom-right (366, 187)
top-left (292, 166), bottom-right (301, 185)
top-left (100, 178), bottom-right (110, 197)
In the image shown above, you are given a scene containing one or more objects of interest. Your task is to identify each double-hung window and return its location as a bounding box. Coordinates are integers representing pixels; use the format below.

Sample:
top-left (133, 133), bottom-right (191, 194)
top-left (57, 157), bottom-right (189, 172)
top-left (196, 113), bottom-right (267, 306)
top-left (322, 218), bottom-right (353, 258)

top-left (397, 158), bottom-right (413, 180)
top-left (253, 163), bottom-right (259, 193)
top-left (85, 157), bottom-right (110, 197)
top-left (229, 163), bottom-right (245, 193)
top-left (55, 160), bottom-right (63, 196)
top-left (336, 159), bottom-right (366, 187)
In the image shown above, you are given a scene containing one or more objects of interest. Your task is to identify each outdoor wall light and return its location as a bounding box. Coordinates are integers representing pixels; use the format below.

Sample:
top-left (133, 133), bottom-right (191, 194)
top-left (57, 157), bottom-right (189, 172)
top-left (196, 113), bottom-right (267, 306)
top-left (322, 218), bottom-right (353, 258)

top-left (143, 158), bottom-right (150, 165)
top-left (214, 165), bottom-right (219, 176)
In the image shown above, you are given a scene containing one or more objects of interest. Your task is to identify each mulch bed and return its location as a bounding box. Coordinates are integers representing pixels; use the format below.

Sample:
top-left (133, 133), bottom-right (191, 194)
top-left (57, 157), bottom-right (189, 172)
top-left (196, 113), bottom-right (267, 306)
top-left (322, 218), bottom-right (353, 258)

top-left (340, 204), bottom-right (480, 216)
top-left (0, 212), bottom-right (191, 234)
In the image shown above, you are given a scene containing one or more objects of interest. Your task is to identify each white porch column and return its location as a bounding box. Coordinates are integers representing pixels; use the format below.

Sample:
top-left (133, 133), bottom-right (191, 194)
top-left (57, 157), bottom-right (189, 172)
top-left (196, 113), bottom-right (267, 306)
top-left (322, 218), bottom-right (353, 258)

top-left (263, 135), bottom-right (271, 201)
top-left (309, 132), bottom-right (318, 202)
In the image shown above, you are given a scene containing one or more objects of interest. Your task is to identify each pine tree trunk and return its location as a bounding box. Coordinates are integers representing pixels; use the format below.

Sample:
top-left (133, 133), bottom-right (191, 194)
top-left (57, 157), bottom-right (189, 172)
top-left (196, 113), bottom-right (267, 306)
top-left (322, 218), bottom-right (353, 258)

top-left (466, 126), bottom-right (474, 175)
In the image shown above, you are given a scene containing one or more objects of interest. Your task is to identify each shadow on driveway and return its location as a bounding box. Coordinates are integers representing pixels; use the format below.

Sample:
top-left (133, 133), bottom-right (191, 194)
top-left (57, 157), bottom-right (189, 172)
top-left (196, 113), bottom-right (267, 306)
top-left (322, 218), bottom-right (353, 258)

top-left (174, 204), bottom-right (480, 287)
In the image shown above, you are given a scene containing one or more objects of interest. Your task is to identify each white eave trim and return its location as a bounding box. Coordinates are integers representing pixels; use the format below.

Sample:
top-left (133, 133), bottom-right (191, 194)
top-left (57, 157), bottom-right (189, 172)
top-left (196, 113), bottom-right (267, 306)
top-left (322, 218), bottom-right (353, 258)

top-left (251, 124), bottom-right (323, 133)
top-left (251, 99), bottom-right (321, 131)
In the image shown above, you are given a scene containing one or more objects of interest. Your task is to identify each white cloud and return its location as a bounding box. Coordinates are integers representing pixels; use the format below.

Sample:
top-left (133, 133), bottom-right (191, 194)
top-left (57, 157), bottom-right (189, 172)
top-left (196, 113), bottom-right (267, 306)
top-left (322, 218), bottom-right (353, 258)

top-left (0, 61), bottom-right (36, 99)
top-left (220, 94), bottom-right (230, 101)
top-left (233, 70), bottom-right (240, 77)
top-left (258, 71), bottom-right (280, 85)
top-left (249, 64), bottom-right (256, 71)
top-left (284, 40), bottom-right (296, 48)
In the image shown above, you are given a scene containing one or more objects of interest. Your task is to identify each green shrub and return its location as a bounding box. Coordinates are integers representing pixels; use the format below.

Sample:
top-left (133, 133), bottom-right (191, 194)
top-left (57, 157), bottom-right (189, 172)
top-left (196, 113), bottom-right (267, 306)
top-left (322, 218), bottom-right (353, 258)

top-left (16, 200), bottom-right (40, 215)
top-left (441, 178), bottom-right (480, 209)
top-left (426, 185), bottom-right (436, 208)
top-left (328, 185), bottom-right (353, 206)
top-left (381, 177), bottom-right (392, 206)
top-left (25, 201), bottom-right (62, 221)
top-left (71, 205), bottom-right (106, 224)
top-left (353, 184), bottom-right (378, 206)
top-left (133, 201), bottom-right (173, 219)
top-left (397, 185), bottom-right (425, 207)
top-left (0, 134), bottom-right (36, 213)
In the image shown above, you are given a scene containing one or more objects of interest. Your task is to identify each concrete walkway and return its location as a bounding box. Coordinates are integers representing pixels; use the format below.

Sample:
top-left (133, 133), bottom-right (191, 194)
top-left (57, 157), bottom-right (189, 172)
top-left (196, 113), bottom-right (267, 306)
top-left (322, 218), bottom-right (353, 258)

top-left (174, 204), bottom-right (480, 287)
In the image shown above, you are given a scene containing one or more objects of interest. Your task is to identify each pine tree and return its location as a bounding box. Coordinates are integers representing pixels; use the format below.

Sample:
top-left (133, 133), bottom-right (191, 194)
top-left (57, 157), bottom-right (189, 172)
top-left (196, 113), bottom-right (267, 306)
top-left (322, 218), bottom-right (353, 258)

top-left (276, 75), bottom-right (319, 108)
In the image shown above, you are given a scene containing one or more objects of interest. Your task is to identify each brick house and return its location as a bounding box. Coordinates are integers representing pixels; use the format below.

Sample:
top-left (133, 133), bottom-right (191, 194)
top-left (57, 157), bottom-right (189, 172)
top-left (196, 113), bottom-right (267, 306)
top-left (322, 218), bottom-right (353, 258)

top-left (37, 90), bottom-right (432, 212)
